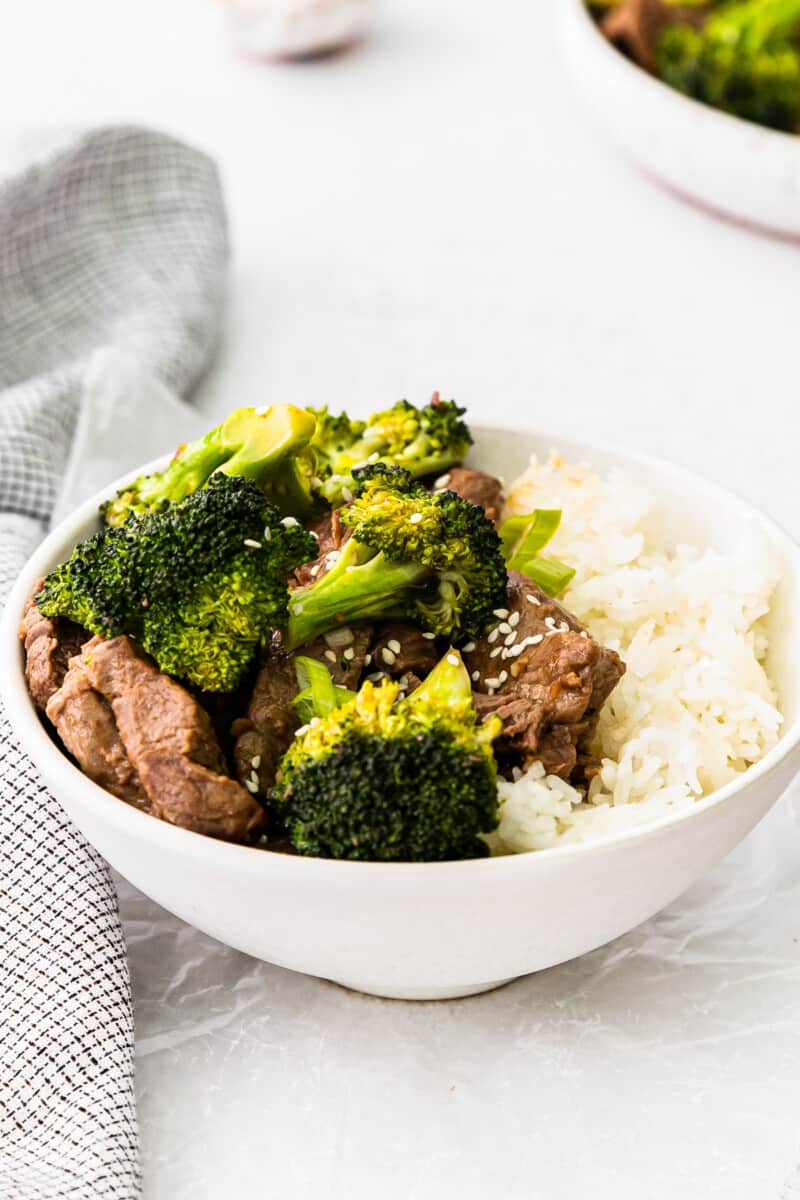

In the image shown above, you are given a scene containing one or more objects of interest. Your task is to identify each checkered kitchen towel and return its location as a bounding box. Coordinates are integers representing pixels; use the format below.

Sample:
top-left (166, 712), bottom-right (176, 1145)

top-left (0, 127), bottom-right (228, 1199)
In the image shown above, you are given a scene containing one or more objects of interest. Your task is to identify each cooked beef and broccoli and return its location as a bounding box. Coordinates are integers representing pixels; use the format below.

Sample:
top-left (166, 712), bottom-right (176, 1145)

top-left (590, 0), bottom-right (800, 134)
top-left (21, 396), bottom-right (625, 862)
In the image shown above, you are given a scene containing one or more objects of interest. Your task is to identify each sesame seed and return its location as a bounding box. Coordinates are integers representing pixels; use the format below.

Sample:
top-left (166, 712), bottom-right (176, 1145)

top-left (409, 512), bottom-right (423, 525)
top-left (387, 639), bottom-right (401, 654)
top-left (579, 630), bottom-right (589, 639)
top-left (310, 717), bottom-right (320, 727)
top-left (560, 621), bottom-right (570, 633)
top-left (310, 477), bottom-right (323, 488)
top-left (295, 724), bottom-right (310, 737)
top-left (251, 755), bottom-right (261, 769)
top-left (281, 516), bottom-right (299, 528)
top-left (434, 473), bottom-right (451, 489)
top-left (462, 641), bottom-right (476, 653)
top-left (255, 405), bottom-right (269, 416)
top-left (341, 487), bottom-right (354, 504)
top-left (368, 452), bottom-right (380, 464)
top-left (244, 779), bottom-right (259, 794)
top-left (249, 771), bottom-right (259, 786)
top-left (508, 611), bottom-right (520, 627)
top-left (263, 527), bottom-right (272, 541)
top-left (343, 647), bottom-right (355, 661)
top-left (310, 564), bottom-right (321, 577)
top-left (485, 676), bottom-right (500, 688)
top-left (324, 649), bottom-right (336, 662)
top-left (324, 627), bottom-right (353, 647)
top-left (544, 616), bottom-right (557, 629)
top-left (243, 538), bottom-right (262, 549)
top-left (367, 671), bottom-right (384, 683)
top-left (490, 646), bottom-right (502, 658)
top-left (382, 647), bottom-right (397, 665)
top-left (498, 670), bottom-right (508, 685)
top-left (493, 608), bottom-right (509, 619)
top-left (507, 644), bottom-right (523, 658)
top-left (498, 622), bottom-right (511, 635)
top-left (530, 633), bottom-right (544, 645)
top-left (308, 529), bottom-right (320, 541)
top-left (365, 654), bottom-right (372, 665)
top-left (526, 593), bottom-right (540, 605)
top-left (487, 686), bottom-right (497, 697)
top-left (421, 632), bottom-right (436, 640)
top-left (471, 670), bottom-right (480, 682)
top-left (504, 631), bottom-right (517, 646)
top-left (488, 629), bottom-right (499, 644)
top-left (446, 654), bottom-right (459, 666)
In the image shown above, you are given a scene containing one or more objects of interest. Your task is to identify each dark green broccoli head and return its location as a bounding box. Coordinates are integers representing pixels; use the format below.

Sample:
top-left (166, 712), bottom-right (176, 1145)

top-left (272, 650), bottom-right (501, 861)
top-left (657, 0), bottom-right (800, 132)
top-left (101, 404), bottom-right (318, 527)
top-left (39, 475), bottom-right (316, 691)
top-left (285, 464), bottom-right (508, 649)
top-left (306, 398), bottom-right (473, 506)
top-left (346, 463), bottom-right (509, 635)
top-left (35, 527), bottom-right (135, 638)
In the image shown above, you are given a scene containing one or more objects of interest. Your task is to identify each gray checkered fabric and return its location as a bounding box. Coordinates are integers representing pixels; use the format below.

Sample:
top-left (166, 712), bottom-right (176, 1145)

top-left (0, 127), bottom-right (228, 1200)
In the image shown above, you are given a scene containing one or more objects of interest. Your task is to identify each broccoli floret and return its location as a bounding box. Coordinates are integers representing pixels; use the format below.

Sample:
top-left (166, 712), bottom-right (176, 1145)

top-left (285, 464), bottom-right (508, 649)
top-left (271, 650), bottom-right (502, 861)
top-left (306, 398), bottom-right (473, 506)
top-left (101, 404), bottom-right (318, 526)
top-left (39, 475), bottom-right (316, 691)
top-left (657, 0), bottom-right (800, 132)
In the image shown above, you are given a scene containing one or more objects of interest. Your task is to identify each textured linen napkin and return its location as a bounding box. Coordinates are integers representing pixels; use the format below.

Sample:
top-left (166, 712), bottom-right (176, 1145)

top-left (0, 126), bottom-right (227, 1200)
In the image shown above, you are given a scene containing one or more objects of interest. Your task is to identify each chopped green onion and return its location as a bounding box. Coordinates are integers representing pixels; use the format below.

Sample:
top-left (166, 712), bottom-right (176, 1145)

top-left (292, 656), bottom-right (341, 719)
top-left (499, 509), bottom-right (562, 569)
top-left (521, 556), bottom-right (576, 596)
top-left (498, 509), bottom-right (574, 595)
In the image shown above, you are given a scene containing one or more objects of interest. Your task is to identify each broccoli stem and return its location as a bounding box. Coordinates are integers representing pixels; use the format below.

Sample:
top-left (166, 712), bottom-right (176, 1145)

top-left (285, 538), bottom-right (429, 651)
top-left (104, 404), bottom-right (317, 524)
top-left (406, 648), bottom-right (471, 714)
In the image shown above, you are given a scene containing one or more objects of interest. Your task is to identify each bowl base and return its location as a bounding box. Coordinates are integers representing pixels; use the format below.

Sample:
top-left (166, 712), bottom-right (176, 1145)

top-left (327, 976), bottom-right (516, 1001)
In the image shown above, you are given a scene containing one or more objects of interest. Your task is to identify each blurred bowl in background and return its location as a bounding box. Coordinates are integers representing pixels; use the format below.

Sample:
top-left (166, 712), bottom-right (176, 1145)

top-left (558, 0), bottom-right (800, 239)
top-left (224, 0), bottom-right (374, 61)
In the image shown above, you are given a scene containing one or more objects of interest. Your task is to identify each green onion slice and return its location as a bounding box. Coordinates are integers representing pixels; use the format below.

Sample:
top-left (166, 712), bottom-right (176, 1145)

top-left (499, 509), bottom-right (561, 566)
top-left (498, 509), bottom-right (575, 595)
top-left (293, 656), bottom-right (355, 721)
top-left (521, 556), bottom-right (576, 596)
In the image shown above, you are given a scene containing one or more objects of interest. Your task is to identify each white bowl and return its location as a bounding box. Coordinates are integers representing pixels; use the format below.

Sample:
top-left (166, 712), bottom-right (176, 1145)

top-left (558, 0), bottom-right (800, 238)
top-left (3, 427), bottom-right (800, 1000)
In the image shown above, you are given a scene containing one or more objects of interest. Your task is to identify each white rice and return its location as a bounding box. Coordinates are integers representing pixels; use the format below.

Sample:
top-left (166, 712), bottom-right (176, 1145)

top-left (490, 452), bottom-right (783, 854)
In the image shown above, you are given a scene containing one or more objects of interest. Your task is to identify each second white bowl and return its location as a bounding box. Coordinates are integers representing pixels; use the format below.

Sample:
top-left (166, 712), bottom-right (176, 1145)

top-left (559, 0), bottom-right (800, 238)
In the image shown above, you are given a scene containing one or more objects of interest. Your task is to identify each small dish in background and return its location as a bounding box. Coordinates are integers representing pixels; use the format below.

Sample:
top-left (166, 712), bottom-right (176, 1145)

top-left (223, 0), bottom-right (374, 61)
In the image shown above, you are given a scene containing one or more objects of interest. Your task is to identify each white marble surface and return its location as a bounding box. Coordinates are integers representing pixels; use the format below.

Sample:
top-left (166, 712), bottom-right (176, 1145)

top-left (4, 1), bottom-right (800, 1196)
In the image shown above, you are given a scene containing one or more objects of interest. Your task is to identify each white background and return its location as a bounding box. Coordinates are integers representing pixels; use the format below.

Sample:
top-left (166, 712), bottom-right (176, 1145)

top-left (3, 2), bottom-right (800, 1197)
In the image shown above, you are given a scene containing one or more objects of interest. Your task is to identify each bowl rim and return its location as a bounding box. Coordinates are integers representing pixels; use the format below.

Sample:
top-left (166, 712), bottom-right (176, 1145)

top-left (2, 420), bottom-right (800, 879)
top-left (562, 0), bottom-right (800, 149)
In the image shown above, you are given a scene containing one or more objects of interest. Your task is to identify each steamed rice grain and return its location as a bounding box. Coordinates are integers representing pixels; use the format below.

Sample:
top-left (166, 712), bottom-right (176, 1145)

top-left (492, 454), bottom-right (782, 854)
